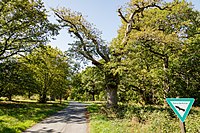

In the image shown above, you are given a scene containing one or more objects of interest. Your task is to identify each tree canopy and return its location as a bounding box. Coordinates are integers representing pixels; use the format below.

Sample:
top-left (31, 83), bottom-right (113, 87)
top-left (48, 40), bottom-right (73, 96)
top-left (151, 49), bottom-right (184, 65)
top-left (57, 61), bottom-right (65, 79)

top-left (0, 0), bottom-right (59, 60)
top-left (55, 0), bottom-right (200, 106)
top-left (0, 0), bottom-right (199, 107)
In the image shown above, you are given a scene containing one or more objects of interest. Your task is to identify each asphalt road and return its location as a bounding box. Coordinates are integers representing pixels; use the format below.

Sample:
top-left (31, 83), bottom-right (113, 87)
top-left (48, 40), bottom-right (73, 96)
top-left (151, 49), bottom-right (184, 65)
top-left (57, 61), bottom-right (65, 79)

top-left (23, 101), bottom-right (89, 133)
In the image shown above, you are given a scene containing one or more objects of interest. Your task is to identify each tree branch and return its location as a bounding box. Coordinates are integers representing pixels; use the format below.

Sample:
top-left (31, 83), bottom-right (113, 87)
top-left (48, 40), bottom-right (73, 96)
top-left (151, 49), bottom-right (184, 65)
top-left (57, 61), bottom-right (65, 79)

top-left (78, 50), bottom-right (102, 67)
top-left (91, 38), bottom-right (110, 62)
top-left (120, 2), bottom-right (170, 46)
top-left (78, 22), bottom-right (110, 62)
top-left (0, 33), bottom-right (15, 56)
top-left (129, 84), bottom-right (144, 94)
top-left (141, 39), bottom-right (167, 58)
top-left (118, 8), bottom-right (128, 23)
top-left (0, 50), bottom-right (26, 60)
top-left (55, 10), bottom-right (105, 66)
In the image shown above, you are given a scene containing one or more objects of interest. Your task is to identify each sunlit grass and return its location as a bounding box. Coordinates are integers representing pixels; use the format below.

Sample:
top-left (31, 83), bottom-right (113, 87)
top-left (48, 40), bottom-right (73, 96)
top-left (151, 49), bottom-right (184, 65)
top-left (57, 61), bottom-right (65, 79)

top-left (87, 103), bottom-right (200, 133)
top-left (0, 100), bottom-right (68, 133)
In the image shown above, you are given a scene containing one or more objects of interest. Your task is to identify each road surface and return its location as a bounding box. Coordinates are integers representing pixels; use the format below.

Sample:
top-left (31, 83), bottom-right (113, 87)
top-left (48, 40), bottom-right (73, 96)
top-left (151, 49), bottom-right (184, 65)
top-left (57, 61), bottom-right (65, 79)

top-left (23, 101), bottom-right (89, 133)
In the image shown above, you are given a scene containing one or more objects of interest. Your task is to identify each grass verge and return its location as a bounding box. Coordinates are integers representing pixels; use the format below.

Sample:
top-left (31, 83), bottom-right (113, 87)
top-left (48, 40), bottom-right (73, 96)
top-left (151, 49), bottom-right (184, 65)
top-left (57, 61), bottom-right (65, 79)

top-left (0, 100), bottom-right (68, 133)
top-left (87, 103), bottom-right (200, 133)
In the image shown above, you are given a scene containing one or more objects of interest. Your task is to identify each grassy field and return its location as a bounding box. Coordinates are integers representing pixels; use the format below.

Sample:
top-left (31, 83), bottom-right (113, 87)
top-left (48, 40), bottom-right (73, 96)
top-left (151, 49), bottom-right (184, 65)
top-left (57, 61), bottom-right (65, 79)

top-left (87, 103), bottom-right (200, 133)
top-left (0, 100), bottom-right (68, 133)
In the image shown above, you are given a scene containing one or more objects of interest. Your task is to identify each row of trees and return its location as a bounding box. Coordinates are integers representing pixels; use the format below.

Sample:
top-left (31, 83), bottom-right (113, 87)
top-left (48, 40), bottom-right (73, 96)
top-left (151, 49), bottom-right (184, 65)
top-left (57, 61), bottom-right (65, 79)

top-left (0, 45), bottom-right (69, 103)
top-left (0, 0), bottom-right (69, 103)
top-left (0, 0), bottom-right (199, 107)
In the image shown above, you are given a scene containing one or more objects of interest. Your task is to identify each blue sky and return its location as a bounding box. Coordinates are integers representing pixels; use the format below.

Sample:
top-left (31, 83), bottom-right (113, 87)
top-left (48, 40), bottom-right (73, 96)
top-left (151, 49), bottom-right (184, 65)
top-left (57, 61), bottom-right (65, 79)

top-left (42, 0), bottom-right (200, 51)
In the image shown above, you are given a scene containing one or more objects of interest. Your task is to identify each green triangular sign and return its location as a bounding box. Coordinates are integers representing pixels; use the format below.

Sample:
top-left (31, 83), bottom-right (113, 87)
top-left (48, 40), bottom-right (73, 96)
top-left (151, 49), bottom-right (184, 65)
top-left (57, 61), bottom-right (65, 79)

top-left (166, 98), bottom-right (195, 122)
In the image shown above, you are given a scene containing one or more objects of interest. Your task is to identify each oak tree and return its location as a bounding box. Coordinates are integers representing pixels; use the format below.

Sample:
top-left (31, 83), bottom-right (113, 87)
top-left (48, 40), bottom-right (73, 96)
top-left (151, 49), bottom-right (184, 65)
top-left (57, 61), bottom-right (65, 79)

top-left (0, 0), bottom-right (58, 60)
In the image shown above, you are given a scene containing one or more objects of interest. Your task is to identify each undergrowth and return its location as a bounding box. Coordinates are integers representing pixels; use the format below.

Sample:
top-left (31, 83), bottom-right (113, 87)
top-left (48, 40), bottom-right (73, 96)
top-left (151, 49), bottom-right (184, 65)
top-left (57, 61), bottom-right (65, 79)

top-left (87, 103), bottom-right (200, 133)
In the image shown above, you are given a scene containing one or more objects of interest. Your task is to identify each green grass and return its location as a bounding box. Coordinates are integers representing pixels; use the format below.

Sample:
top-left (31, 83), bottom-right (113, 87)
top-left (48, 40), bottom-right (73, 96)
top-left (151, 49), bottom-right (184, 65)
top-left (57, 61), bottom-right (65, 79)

top-left (87, 103), bottom-right (200, 133)
top-left (0, 100), bottom-right (68, 133)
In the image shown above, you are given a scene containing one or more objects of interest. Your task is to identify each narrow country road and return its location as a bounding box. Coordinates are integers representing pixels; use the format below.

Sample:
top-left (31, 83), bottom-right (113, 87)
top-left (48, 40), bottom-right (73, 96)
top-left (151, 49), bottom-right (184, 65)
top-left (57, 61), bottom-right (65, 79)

top-left (23, 101), bottom-right (89, 133)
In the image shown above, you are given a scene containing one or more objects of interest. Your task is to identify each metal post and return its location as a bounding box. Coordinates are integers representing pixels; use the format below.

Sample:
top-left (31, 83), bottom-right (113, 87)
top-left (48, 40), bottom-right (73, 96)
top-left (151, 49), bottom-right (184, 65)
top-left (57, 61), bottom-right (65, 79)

top-left (180, 121), bottom-right (186, 133)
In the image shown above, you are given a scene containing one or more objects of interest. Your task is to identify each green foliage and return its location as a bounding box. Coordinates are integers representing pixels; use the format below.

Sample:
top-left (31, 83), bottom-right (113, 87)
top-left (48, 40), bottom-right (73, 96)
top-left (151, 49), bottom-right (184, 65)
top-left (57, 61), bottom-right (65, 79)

top-left (20, 45), bottom-right (70, 103)
top-left (1, 0), bottom-right (199, 109)
top-left (0, 0), bottom-right (59, 60)
top-left (0, 101), bottom-right (68, 133)
top-left (55, 0), bottom-right (200, 106)
top-left (110, 0), bottom-right (200, 104)
top-left (54, 8), bottom-right (109, 65)
top-left (170, 33), bottom-right (200, 105)
top-left (88, 103), bottom-right (200, 133)
top-left (87, 103), bottom-right (99, 113)
top-left (0, 45), bottom-right (70, 102)
top-left (70, 66), bottom-right (105, 101)
top-left (0, 59), bottom-right (29, 100)
top-left (81, 67), bottom-right (105, 101)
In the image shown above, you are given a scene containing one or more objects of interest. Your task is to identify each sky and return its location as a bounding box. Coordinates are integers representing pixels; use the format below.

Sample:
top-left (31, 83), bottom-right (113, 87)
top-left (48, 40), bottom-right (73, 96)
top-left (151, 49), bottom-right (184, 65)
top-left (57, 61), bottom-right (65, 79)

top-left (42, 0), bottom-right (200, 52)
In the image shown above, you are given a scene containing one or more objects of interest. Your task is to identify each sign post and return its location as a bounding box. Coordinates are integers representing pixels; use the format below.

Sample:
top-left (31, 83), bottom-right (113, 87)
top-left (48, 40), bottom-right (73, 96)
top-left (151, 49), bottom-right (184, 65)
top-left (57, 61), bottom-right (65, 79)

top-left (166, 98), bottom-right (195, 133)
top-left (180, 121), bottom-right (186, 133)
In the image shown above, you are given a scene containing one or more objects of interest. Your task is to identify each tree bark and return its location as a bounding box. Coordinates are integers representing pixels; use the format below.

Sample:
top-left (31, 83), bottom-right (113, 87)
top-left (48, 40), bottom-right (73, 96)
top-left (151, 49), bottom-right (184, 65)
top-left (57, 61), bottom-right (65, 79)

top-left (39, 73), bottom-right (48, 103)
top-left (105, 73), bottom-right (119, 108)
top-left (106, 87), bottom-right (118, 107)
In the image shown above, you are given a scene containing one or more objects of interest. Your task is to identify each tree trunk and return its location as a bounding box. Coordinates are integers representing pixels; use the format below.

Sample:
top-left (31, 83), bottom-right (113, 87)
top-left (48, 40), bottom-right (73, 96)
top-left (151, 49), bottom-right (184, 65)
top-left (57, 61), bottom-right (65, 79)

top-left (163, 56), bottom-right (169, 99)
top-left (91, 86), bottom-right (95, 101)
top-left (106, 87), bottom-right (118, 107)
top-left (92, 93), bottom-right (95, 101)
top-left (59, 93), bottom-right (62, 104)
top-left (39, 93), bottom-right (47, 103)
top-left (39, 73), bottom-right (48, 103)
top-left (28, 91), bottom-right (31, 99)
top-left (163, 56), bottom-right (170, 106)
top-left (105, 73), bottom-right (119, 108)
top-left (50, 94), bottom-right (55, 101)
top-left (8, 94), bottom-right (12, 101)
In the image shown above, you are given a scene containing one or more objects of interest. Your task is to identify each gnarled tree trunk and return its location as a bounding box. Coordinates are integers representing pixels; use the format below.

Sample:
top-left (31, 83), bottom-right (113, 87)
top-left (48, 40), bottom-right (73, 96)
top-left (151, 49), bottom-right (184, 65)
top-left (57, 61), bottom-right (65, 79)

top-left (106, 87), bottom-right (118, 107)
top-left (105, 73), bottom-right (119, 108)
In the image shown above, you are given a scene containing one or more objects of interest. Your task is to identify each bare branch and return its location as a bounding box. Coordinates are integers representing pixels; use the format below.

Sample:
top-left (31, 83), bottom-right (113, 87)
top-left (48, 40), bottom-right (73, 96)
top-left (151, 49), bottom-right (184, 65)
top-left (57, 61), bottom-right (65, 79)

top-left (153, 4), bottom-right (169, 10)
top-left (118, 8), bottom-right (128, 23)
top-left (129, 84), bottom-right (144, 94)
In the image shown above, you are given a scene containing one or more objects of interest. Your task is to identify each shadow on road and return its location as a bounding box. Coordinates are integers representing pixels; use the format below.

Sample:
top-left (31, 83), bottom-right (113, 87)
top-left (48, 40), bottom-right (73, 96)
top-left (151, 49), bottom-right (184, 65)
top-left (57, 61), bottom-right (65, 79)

top-left (24, 101), bottom-right (89, 133)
